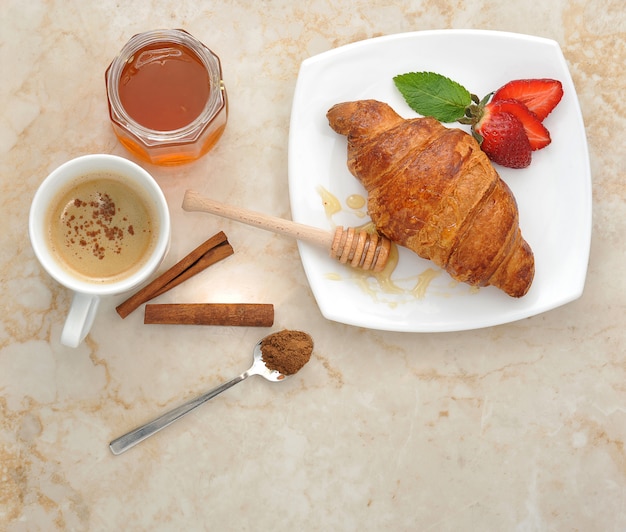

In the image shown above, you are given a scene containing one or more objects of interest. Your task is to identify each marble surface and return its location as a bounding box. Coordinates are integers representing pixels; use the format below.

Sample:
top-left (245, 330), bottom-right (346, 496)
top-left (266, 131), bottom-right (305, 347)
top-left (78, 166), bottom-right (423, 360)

top-left (1, 0), bottom-right (625, 530)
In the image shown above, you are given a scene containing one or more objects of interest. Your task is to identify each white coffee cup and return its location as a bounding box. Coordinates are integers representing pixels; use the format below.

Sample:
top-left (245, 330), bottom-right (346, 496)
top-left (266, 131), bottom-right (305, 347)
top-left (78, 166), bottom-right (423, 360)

top-left (29, 154), bottom-right (171, 348)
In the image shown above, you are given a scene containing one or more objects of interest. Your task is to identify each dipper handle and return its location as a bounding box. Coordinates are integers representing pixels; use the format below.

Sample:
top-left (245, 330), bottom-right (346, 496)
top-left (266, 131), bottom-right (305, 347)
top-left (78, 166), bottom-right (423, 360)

top-left (182, 190), bottom-right (390, 272)
top-left (183, 190), bottom-right (332, 249)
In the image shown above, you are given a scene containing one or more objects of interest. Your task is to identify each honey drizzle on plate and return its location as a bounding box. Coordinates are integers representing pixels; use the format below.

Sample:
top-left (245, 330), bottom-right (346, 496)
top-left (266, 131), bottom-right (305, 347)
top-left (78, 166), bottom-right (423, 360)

top-left (317, 186), bottom-right (451, 300)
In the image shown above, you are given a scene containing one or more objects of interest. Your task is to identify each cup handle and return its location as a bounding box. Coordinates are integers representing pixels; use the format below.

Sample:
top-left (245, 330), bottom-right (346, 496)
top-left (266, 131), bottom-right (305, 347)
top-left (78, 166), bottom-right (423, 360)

top-left (61, 292), bottom-right (100, 348)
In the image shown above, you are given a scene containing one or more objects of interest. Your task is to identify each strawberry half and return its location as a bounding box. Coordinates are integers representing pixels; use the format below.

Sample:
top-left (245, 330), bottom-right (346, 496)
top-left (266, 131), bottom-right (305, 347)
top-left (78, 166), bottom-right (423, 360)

top-left (473, 105), bottom-right (532, 169)
top-left (488, 99), bottom-right (551, 150)
top-left (492, 78), bottom-right (563, 121)
top-left (393, 71), bottom-right (564, 168)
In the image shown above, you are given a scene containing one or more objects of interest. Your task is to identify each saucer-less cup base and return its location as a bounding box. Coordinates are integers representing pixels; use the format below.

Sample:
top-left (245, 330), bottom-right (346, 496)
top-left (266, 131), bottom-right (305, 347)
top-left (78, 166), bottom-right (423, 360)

top-left (29, 154), bottom-right (171, 348)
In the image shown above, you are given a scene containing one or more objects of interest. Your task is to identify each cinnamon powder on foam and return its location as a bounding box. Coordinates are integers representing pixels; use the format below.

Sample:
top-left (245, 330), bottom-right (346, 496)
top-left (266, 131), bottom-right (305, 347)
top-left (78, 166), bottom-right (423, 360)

top-left (260, 330), bottom-right (313, 375)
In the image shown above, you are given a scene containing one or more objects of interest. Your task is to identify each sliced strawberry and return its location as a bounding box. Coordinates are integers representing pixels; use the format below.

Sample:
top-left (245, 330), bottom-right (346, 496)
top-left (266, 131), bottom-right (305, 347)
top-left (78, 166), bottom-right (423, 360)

top-left (473, 106), bottom-right (532, 169)
top-left (492, 78), bottom-right (563, 121)
top-left (488, 99), bottom-right (551, 150)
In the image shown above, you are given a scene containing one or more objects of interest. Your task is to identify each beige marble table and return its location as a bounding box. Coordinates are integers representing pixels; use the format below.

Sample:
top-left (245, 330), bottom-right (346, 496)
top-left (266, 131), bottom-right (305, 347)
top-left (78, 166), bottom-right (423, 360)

top-left (2, 1), bottom-right (625, 530)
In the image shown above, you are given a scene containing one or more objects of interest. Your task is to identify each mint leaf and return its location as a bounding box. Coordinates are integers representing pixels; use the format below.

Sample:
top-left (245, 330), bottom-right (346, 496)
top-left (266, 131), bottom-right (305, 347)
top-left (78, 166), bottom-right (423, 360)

top-left (393, 72), bottom-right (471, 123)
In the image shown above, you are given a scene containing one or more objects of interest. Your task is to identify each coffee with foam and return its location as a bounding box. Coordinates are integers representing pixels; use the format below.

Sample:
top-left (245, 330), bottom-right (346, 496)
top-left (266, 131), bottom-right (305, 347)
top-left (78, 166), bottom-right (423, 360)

top-left (46, 172), bottom-right (159, 284)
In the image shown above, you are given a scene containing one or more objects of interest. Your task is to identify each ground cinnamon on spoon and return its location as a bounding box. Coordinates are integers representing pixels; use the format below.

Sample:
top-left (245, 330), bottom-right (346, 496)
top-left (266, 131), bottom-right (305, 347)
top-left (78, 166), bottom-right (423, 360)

top-left (261, 330), bottom-right (313, 375)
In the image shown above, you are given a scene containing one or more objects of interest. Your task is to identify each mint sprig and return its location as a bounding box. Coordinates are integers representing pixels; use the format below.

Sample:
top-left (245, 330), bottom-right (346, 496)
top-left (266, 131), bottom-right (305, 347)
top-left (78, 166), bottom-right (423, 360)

top-left (393, 72), bottom-right (475, 123)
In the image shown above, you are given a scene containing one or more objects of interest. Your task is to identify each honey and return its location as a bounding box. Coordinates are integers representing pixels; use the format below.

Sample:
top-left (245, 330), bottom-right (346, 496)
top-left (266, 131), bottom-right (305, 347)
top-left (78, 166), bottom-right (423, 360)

top-left (118, 41), bottom-right (210, 131)
top-left (106, 30), bottom-right (227, 166)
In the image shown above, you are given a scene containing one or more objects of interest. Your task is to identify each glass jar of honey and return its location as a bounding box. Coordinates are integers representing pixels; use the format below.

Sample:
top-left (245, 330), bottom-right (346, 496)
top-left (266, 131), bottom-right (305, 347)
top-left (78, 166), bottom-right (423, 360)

top-left (106, 29), bottom-right (227, 166)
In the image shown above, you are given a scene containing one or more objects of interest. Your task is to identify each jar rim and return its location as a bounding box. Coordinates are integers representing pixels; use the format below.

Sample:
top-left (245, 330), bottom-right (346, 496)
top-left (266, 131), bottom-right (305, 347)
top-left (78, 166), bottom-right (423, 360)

top-left (106, 29), bottom-right (226, 144)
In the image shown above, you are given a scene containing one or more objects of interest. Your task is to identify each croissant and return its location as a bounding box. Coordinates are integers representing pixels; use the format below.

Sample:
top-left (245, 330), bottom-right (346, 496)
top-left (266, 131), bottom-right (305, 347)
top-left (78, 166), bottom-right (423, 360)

top-left (326, 99), bottom-right (534, 297)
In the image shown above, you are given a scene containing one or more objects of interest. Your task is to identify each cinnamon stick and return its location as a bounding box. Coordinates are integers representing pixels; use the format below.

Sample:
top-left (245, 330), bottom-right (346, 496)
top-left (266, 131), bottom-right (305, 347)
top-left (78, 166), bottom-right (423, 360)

top-left (116, 232), bottom-right (233, 319)
top-left (148, 242), bottom-right (234, 299)
top-left (144, 303), bottom-right (275, 327)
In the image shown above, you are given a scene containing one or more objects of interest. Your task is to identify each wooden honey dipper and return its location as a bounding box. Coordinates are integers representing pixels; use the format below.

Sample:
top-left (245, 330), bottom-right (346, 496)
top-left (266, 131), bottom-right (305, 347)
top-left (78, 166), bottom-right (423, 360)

top-left (182, 190), bottom-right (391, 272)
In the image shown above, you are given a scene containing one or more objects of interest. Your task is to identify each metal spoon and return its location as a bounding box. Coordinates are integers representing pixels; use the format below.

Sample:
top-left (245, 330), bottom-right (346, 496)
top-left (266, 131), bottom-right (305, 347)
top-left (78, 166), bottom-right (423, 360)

top-left (109, 338), bottom-right (286, 455)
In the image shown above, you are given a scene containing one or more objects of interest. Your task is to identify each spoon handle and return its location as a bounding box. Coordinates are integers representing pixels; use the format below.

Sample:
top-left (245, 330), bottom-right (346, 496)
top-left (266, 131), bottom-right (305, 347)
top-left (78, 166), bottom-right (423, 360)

top-left (109, 373), bottom-right (247, 455)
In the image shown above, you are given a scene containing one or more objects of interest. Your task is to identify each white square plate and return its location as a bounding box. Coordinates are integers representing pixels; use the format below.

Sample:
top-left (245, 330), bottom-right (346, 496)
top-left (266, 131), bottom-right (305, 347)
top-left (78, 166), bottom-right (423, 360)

top-left (288, 30), bottom-right (591, 332)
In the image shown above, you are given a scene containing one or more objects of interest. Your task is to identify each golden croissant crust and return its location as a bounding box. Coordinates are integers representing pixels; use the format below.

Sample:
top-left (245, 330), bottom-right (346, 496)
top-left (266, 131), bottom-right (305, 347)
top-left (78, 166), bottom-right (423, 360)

top-left (326, 99), bottom-right (534, 297)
